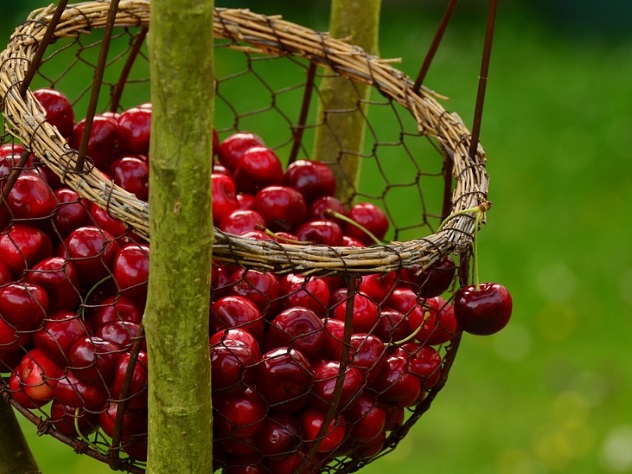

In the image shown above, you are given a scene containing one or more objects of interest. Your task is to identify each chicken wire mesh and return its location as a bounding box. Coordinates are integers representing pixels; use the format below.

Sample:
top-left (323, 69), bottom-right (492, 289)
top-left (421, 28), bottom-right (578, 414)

top-left (0, 1), bottom-right (491, 473)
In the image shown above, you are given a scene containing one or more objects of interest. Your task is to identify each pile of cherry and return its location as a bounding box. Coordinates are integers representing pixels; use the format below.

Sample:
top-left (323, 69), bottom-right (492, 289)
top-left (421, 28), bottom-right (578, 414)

top-left (0, 88), bottom-right (512, 473)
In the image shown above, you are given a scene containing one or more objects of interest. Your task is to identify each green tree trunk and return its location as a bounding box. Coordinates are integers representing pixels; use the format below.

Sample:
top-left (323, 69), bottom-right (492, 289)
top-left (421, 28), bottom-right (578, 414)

top-left (0, 401), bottom-right (40, 474)
top-left (144, 1), bottom-right (215, 473)
top-left (313, 0), bottom-right (382, 203)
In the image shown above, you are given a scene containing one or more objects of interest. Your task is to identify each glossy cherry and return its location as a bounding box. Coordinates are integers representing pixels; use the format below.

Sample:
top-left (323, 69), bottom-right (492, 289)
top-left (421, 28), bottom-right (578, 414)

top-left (0, 282), bottom-right (49, 331)
top-left (33, 88), bottom-right (75, 138)
top-left (454, 282), bottom-right (512, 335)
top-left (116, 107), bottom-right (152, 155)
top-left (282, 160), bottom-right (336, 203)
top-left (254, 185), bottom-right (306, 232)
top-left (212, 173), bottom-right (240, 225)
top-left (266, 306), bottom-right (325, 360)
top-left (33, 310), bottom-right (89, 366)
top-left (108, 156), bottom-right (149, 201)
top-left (25, 257), bottom-right (80, 312)
top-left (232, 146), bottom-right (284, 195)
top-left (345, 202), bottom-right (389, 245)
top-left (255, 347), bottom-right (314, 413)
top-left (0, 224), bottom-right (53, 276)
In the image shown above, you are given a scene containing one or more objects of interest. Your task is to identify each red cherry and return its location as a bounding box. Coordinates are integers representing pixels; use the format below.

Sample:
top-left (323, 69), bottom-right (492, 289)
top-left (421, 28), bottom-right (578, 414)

top-left (359, 271), bottom-right (397, 305)
top-left (6, 171), bottom-right (57, 221)
top-left (345, 202), bottom-right (389, 245)
top-left (33, 310), bottom-right (90, 366)
top-left (68, 336), bottom-right (120, 388)
top-left (333, 293), bottom-right (379, 333)
top-left (282, 160), bottom-right (336, 203)
top-left (407, 296), bottom-right (458, 346)
top-left (99, 401), bottom-right (148, 441)
top-left (210, 295), bottom-right (265, 340)
top-left (233, 146), bottom-right (283, 195)
top-left (254, 185), bottom-right (306, 232)
top-left (210, 335), bottom-right (259, 393)
top-left (54, 370), bottom-right (107, 411)
top-left (0, 317), bottom-right (31, 352)
top-left (394, 342), bottom-right (443, 390)
top-left (344, 391), bottom-right (387, 443)
top-left (278, 274), bottom-right (330, 318)
top-left (0, 260), bottom-right (11, 286)
top-left (8, 370), bottom-right (47, 408)
top-left (344, 334), bottom-right (387, 385)
top-left (402, 255), bottom-right (456, 297)
top-left (219, 209), bottom-right (266, 235)
top-left (322, 318), bottom-right (346, 360)
top-left (236, 193), bottom-right (255, 211)
top-left (213, 388), bottom-right (267, 439)
top-left (300, 407), bottom-right (346, 453)
top-left (0, 282), bottom-right (49, 331)
top-left (50, 188), bottom-right (90, 238)
top-left (0, 224), bottom-right (52, 276)
top-left (307, 195), bottom-right (350, 223)
top-left (210, 328), bottom-right (260, 358)
top-left (226, 268), bottom-right (280, 318)
top-left (70, 115), bottom-right (121, 169)
top-left (295, 220), bottom-right (344, 246)
top-left (116, 107), bottom-right (152, 155)
top-left (454, 282), bottom-right (512, 335)
top-left (107, 156), bottom-right (149, 201)
top-left (309, 360), bottom-right (364, 412)
top-left (371, 355), bottom-right (421, 407)
top-left (50, 401), bottom-right (99, 437)
top-left (0, 143), bottom-right (24, 158)
top-left (96, 321), bottom-right (145, 352)
top-left (87, 294), bottom-right (144, 330)
top-left (111, 351), bottom-right (148, 409)
top-left (14, 348), bottom-right (62, 403)
top-left (112, 243), bottom-right (149, 302)
top-left (266, 306), bottom-right (325, 360)
top-left (33, 88), bottom-right (75, 138)
top-left (88, 203), bottom-right (128, 239)
top-left (25, 257), bottom-right (80, 312)
top-left (373, 307), bottom-right (411, 343)
top-left (255, 411), bottom-right (301, 457)
top-left (217, 132), bottom-right (265, 172)
top-left (212, 173), bottom-right (240, 225)
top-left (255, 347), bottom-right (314, 413)
top-left (63, 226), bottom-right (120, 286)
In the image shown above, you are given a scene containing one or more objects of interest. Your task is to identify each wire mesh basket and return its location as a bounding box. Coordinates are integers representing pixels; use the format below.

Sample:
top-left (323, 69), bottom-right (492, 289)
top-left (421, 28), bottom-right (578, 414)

top-left (0, 1), bottom-right (490, 472)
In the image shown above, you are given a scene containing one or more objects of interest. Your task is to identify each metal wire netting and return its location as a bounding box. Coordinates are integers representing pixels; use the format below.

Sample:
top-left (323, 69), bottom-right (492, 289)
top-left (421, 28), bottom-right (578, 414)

top-left (0, 1), bottom-right (489, 473)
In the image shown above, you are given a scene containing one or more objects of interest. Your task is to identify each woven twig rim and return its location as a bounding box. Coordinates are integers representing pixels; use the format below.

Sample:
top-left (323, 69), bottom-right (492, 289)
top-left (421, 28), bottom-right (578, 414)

top-left (0, 0), bottom-right (489, 274)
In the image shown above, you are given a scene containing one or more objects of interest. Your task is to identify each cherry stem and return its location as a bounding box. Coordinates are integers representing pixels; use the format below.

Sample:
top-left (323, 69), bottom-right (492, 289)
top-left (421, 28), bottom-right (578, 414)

top-left (438, 201), bottom-right (491, 291)
top-left (74, 408), bottom-right (108, 456)
top-left (437, 201), bottom-right (491, 232)
top-left (254, 224), bottom-right (312, 245)
top-left (325, 209), bottom-right (382, 246)
top-left (387, 307), bottom-right (430, 347)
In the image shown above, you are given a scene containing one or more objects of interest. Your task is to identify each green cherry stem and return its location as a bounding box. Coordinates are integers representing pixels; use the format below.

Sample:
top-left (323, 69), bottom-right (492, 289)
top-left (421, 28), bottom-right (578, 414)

top-left (438, 200), bottom-right (491, 291)
top-left (325, 209), bottom-right (382, 246)
top-left (253, 224), bottom-right (313, 245)
top-left (74, 408), bottom-right (108, 456)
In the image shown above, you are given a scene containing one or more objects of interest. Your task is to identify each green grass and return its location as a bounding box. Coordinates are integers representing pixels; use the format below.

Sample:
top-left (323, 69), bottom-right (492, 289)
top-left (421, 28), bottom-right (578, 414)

top-left (3, 2), bottom-right (632, 474)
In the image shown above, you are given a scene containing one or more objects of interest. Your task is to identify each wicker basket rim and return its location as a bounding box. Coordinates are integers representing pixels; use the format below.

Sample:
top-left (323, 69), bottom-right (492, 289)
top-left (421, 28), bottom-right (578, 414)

top-left (0, 0), bottom-right (489, 274)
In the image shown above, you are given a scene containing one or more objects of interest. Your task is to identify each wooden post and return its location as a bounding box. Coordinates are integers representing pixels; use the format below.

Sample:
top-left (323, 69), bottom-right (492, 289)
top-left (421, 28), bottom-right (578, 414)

top-left (312, 0), bottom-right (382, 203)
top-left (144, 0), bottom-right (215, 472)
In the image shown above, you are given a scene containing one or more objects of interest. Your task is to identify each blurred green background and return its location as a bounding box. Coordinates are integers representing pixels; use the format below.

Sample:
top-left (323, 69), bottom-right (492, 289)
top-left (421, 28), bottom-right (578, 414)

top-left (2, 0), bottom-right (632, 473)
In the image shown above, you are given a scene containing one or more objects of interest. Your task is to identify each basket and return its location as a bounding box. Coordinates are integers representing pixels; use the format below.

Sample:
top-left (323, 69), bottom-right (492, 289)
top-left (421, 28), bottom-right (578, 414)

top-left (0, 1), bottom-right (490, 473)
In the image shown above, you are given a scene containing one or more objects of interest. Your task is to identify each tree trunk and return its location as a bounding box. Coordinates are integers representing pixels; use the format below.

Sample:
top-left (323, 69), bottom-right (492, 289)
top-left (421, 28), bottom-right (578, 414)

top-left (144, 0), bottom-right (215, 473)
top-left (312, 0), bottom-right (382, 203)
top-left (0, 400), bottom-right (40, 474)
